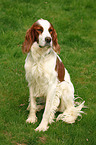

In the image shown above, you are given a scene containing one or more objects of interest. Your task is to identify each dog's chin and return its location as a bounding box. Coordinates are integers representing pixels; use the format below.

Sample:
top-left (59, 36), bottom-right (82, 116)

top-left (39, 43), bottom-right (51, 49)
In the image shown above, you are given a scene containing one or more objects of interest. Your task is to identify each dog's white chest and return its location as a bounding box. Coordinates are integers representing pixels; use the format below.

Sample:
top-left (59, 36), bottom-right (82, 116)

top-left (25, 52), bottom-right (57, 97)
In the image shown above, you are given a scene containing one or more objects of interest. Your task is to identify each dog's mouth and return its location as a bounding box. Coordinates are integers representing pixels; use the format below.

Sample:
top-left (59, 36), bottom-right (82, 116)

top-left (39, 43), bottom-right (51, 48)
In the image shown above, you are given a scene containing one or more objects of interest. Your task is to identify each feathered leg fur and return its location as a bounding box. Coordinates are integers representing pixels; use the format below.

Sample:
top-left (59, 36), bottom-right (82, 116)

top-left (49, 81), bottom-right (85, 124)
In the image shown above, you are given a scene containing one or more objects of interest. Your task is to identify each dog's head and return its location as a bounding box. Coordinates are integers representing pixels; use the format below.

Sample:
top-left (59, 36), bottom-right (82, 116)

top-left (22, 19), bottom-right (60, 53)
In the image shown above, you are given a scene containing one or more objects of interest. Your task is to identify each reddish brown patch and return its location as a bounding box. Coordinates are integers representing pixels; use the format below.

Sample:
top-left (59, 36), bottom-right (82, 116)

top-left (49, 24), bottom-right (60, 54)
top-left (22, 22), bottom-right (43, 53)
top-left (55, 57), bottom-right (65, 82)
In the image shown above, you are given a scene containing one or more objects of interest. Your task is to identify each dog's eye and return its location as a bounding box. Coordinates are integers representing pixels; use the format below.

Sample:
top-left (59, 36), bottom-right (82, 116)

top-left (37, 29), bottom-right (43, 32)
top-left (49, 29), bottom-right (52, 33)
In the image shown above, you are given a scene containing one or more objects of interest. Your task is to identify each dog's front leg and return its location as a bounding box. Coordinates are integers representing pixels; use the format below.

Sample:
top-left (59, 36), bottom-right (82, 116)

top-left (35, 84), bottom-right (56, 132)
top-left (26, 85), bottom-right (37, 123)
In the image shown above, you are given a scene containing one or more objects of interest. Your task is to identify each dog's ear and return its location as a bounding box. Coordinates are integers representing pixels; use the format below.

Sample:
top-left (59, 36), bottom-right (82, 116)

top-left (50, 24), bottom-right (60, 54)
top-left (22, 26), bottom-right (35, 53)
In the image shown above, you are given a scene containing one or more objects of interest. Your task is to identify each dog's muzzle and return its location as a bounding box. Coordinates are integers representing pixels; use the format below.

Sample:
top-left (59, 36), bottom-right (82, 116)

top-left (39, 37), bottom-right (52, 48)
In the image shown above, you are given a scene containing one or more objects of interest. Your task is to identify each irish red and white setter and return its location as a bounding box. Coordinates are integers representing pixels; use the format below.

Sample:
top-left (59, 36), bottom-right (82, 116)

top-left (22, 19), bottom-right (85, 132)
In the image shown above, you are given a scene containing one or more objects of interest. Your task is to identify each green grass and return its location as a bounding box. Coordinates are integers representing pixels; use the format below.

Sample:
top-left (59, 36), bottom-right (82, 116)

top-left (0, 0), bottom-right (96, 144)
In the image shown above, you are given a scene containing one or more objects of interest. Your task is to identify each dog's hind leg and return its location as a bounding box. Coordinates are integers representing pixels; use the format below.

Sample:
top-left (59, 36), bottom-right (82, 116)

top-left (56, 81), bottom-right (85, 123)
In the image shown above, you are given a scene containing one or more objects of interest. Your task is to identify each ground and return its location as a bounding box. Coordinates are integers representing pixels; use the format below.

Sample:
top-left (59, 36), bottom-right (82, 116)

top-left (0, 0), bottom-right (96, 144)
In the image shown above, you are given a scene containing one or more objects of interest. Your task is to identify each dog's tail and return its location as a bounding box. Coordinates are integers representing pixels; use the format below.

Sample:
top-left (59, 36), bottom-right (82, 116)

top-left (56, 101), bottom-right (86, 123)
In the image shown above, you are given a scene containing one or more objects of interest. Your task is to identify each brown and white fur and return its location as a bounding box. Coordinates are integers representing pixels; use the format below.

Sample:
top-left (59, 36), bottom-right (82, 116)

top-left (22, 19), bottom-right (85, 132)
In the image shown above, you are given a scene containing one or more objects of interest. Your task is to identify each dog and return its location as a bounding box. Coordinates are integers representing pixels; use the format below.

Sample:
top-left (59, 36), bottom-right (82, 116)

top-left (22, 19), bottom-right (85, 132)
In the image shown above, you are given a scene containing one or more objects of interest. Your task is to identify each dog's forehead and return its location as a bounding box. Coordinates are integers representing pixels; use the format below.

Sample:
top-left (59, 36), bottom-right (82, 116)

top-left (37, 19), bottom-right (51, 30)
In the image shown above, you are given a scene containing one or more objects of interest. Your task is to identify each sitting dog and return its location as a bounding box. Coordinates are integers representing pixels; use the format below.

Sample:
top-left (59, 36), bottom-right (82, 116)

top-left (22, 19), bottom-right (85, 132)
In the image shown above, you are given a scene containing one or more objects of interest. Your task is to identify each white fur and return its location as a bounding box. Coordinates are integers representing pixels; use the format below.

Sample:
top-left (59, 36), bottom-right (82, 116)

top-left (38, 19), bottom-right (52, 47)
top-left (24, 19), bottom-right (85, 132)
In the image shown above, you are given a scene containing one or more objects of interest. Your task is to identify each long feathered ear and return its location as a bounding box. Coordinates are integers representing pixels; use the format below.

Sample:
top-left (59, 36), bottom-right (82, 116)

top-left (51, 24), bottom-right (60, 54)
top-left (22, 26), bottom-right (35, 53)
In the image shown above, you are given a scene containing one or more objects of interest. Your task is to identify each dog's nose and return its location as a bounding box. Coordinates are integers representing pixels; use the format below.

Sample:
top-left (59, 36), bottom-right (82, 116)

top-left (45, 37), bottom-right (51, 43)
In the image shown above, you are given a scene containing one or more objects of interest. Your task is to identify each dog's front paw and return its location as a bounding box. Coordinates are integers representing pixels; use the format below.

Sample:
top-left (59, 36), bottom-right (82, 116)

top-left (35, 124), bottom-right (49, 132)
top-left (26, 116), bottom-right (37, 124)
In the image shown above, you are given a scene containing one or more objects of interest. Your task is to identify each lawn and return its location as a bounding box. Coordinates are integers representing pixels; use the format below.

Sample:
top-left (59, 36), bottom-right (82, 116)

top-left (0, 0), bottom-right (96, 144)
